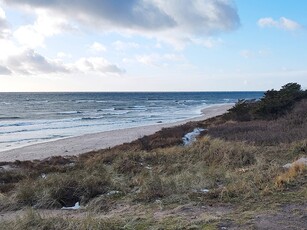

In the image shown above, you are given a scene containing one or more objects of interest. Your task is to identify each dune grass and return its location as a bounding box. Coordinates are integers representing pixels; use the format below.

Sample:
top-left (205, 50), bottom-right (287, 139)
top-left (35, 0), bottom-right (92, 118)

top-left (0, 95), bottom-right (306, 229)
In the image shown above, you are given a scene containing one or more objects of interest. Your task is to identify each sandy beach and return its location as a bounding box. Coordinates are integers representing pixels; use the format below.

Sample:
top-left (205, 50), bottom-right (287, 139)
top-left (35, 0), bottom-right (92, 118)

top-left (0, 104), bottom-right (233, 162)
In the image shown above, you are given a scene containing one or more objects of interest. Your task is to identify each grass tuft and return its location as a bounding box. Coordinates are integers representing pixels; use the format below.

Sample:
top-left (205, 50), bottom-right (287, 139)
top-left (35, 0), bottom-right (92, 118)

top-left (275, 163), bottom-right (306, 188)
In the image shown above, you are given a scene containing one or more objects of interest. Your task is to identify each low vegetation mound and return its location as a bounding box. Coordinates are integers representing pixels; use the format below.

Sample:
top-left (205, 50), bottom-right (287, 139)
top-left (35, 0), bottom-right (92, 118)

top-left (209, 99), bottom-right (307, 145)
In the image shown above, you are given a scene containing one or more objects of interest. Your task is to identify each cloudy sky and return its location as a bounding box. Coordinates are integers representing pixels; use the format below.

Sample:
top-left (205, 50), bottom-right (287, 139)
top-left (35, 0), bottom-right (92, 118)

top-left (0, 0), bottom-right (306, 91)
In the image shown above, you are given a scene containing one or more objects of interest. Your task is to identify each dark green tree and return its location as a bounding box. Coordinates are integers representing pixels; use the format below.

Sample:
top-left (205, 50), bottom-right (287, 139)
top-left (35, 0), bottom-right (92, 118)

top-left (226, 83), bottom-right (307, 121)
top-left (227, 99), bottom-right (256, 121)
top-left (255, 83), bottom-right (306, 119)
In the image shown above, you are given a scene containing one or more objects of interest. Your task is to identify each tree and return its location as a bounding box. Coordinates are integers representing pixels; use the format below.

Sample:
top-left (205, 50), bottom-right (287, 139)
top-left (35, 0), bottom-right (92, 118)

top-left (255, 83), bottom-right (306, 119)
top-left (227, 99), bottom-right (256, 121)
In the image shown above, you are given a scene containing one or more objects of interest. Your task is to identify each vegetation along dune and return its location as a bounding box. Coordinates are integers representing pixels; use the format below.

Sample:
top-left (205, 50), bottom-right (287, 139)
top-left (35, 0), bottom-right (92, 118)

top-left (1, 0), bottom-right (306, 228)
top-left (0, 83), bottom-right (306, 229)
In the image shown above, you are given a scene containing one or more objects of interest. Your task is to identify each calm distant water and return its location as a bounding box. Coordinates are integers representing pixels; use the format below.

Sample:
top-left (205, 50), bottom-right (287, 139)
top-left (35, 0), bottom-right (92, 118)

top-left (0, 92), bottom-right (263, 152)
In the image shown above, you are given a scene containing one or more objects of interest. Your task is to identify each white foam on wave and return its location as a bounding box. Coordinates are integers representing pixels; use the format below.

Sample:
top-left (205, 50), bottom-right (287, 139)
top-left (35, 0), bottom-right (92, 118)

top-left (0, 102), bottom-right (12, 105)
top-left (57, 111), bottom-right (82, 115)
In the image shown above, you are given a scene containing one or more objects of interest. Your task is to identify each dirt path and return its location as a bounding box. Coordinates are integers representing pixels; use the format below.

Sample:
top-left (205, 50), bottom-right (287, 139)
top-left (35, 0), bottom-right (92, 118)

top-left (0, 202), bottom-right (306, 229)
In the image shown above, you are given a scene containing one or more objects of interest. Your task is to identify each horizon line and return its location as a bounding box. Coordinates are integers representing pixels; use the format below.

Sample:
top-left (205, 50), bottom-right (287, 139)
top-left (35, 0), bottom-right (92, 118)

top-left (0, 90), bottom-right (266, 93)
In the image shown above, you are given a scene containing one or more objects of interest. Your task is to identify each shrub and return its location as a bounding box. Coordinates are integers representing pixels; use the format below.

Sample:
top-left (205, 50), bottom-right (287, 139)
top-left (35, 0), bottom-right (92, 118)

top-left (208, 99), bottom-right (307, 145)
top-left (225, 83), bottom-right (307, 121)
top-left (255, 83), bottom-right (307, 119)
top-left (226, 99), bottom-right (256, 121)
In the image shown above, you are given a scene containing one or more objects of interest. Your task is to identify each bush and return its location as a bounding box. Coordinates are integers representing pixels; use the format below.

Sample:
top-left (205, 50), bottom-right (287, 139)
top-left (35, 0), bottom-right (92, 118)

top-left (255, 83), bottom-right (307, 119)
top-left (208, 99), bottom-right (307, 145)
top-left (226, 99), bottom-right (257, 121)
top-left (226, 83), bottom-right (307, 121)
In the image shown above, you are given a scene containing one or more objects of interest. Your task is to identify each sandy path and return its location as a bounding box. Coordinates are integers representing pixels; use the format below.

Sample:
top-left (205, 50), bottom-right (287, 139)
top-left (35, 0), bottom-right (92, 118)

top-left (0, 104), bottom-right (233, 162)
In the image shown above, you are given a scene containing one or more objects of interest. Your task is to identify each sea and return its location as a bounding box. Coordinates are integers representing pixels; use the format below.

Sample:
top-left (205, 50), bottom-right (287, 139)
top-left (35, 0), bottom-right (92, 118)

top-left (0, 92), bottom-right (264, 152)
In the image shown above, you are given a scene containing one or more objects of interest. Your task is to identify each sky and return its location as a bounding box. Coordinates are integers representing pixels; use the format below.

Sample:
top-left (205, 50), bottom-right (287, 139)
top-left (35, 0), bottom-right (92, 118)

top-left (0, 0), bottom-right (306, 92)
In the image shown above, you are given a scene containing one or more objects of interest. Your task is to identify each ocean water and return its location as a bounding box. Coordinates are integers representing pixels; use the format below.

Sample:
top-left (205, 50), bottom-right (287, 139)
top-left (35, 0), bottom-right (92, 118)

top-left (0, 92), bottom-right (263, 152)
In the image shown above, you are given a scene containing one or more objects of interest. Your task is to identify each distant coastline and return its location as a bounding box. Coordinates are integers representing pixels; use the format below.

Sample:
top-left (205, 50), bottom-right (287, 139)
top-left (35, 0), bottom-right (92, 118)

top-left (0, 92), bottom-right (263, 152)
top-left (0, 103), bottom-right (234, 162)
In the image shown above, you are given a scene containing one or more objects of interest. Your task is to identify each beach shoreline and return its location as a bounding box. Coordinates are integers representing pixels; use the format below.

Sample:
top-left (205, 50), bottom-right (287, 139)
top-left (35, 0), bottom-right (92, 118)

top-left (0, 103), bottom-right (234, 162)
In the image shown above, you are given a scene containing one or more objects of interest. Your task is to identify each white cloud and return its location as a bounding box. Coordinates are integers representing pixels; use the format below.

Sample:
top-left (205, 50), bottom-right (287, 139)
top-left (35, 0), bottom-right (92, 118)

top-left (89, 42), bottom-right (106, 52)
top-left (4, 0), bottom-right (240, 47)
top-left (150, 0), bottom-right (239, 34)
top-left (0, 48), bottom-right (124, 76)
top-left (6, 49), bottom-right (69, 75)
top-left (0, 39), bottom-right (20, 59)
top-left (280, 17), bottom-right (302, 30)
top-left (0, 7), bottom-right (11, 39)
top-left (190, 37), bottom-right (223, 48)
top-left (240, 50), bottom-right (253, 59)
top-left (258, 17), bottom-right (302, 31)
top-left (14, 26), bottom-right (45, 48)
top-left (112, 40), bottom-right (140, 51)
top-left (0, 7), bottom-right (5, 19)
top-left (258, 18), bottom-right (277, 28)
top-left (135, 53), bottom-right (185, 66)
top-left (13, 10), bottom-right (76, 48)
top-left (0, 64), bottom-right (11, 75)
top-left (136, 54), bottom-right (161, 66)
top-left (4, 0), bottom-right (176, 31)
top-left (57, 52), bottom-right (72, 59)
top-left (74, 57), bottom-right (124, 74)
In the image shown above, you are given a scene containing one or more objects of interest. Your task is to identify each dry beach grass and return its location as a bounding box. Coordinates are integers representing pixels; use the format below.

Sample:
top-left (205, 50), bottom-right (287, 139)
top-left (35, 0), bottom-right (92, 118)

top-left (0, 90), bottom-right (306, 229)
